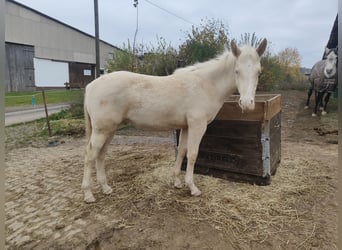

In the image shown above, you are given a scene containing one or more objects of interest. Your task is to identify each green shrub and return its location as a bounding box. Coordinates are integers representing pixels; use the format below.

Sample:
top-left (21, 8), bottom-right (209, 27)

top-left (40, 119), bottom-right (84, 137)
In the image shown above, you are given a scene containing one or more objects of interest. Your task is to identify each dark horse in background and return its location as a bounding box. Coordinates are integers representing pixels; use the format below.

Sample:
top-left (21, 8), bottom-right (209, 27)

top-left (304, 48), bottom-right (337, 116)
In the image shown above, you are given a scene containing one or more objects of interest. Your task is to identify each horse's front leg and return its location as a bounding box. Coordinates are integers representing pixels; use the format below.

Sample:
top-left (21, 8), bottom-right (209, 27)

top-left (322, 92), bottom-right (331, 115)
top-left (319, 92), bottom-right (324, 111)
top-left (174, 129), bottom-right (188, 188)
top-left (312, 91), bottom-right (323, 117)
top-left (185, 121), bottom-right (207, 196)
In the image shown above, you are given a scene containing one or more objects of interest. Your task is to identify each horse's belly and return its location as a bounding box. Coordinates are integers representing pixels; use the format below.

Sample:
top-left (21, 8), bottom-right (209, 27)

top-left (126, 110), bottom-right (187, 130)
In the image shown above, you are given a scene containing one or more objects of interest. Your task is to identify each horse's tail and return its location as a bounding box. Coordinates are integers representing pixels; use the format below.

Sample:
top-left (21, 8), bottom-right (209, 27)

top-left (84, 92), bottom-right (92, 145)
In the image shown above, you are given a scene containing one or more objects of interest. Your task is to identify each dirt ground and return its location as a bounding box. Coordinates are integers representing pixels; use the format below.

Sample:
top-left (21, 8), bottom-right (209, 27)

top-left (5, 90), bottom-right (338, 249)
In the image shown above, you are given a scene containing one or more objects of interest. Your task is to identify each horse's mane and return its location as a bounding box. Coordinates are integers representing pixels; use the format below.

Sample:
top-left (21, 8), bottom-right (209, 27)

top-left (173, 45), bottom-right (258, 76)
top-left (173, 50), bottom-right (231, 75)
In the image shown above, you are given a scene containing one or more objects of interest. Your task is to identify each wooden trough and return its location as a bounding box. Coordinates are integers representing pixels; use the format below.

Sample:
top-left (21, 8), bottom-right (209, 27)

top-left (174, 94), bottom-right (282, 185)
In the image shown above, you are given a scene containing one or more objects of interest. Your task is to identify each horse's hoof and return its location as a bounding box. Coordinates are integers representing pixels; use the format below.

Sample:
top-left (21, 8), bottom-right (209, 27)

top-left (102, 185), bottom-right (113, 195)
top-left (191, 189), bottom-right (202, 196)
top-left (84, 194), bottom-right (96, 203)
top-left (174, 178), bottom-right (183, 189)
top-left (174, 182), bottom-right (183, 189)
top-left (312, 113), bottom-right (317, 117)
top-left (83, 189), bottom-right (96, 203)
top-left (304, 106), bottom-right (309, 109)
top-left (321, 111), bottom-right (327, 115)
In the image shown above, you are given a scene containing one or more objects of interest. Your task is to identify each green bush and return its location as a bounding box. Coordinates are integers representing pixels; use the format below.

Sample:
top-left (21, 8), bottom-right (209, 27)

top-left (48, 103), bottom-right (84, 120)
top-left (179, 18), bottom-right (229, 65)
top-left (40, 101), bottom-right (85, 137)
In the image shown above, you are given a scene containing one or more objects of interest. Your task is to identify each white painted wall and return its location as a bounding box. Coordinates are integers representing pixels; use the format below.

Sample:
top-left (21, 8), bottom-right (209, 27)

top-left (5, 0), bottom-right (118, 68)
top-left (34, 58), bottom-right (69, 87)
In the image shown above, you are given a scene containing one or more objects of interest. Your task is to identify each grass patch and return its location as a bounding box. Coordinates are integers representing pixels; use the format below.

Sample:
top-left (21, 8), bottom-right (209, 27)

top-left (40, 119), bottom-right (85, 137)
top-left (49, 103), bottom-right (84, 120)
top-left (39, 103), bottom-right (85, 137)
top-left (5, 89), bottom-right (84, 107)
top-left (5, 100), bottom-right (139, 149)
top-left (5, 102), bottom-right (86, 150)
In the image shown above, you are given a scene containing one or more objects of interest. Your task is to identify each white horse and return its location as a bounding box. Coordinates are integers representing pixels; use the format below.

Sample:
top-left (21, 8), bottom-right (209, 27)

top-left (82, 39), bottom-right (267, 203)
top-left (305, 48), bottom-right (338, 116)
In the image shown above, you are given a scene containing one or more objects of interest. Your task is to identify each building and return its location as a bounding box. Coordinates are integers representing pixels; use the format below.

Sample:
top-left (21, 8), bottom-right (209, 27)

top-left (5, 0), bottom-right (119, 92)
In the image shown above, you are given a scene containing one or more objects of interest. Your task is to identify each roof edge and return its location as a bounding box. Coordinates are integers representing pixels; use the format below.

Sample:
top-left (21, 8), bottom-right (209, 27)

top-left (7, 0), bottom-right (121, 51)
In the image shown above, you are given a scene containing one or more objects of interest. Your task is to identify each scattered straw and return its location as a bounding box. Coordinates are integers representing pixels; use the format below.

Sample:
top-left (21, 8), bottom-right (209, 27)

top-left (95, 143), bottom-right (337, 249)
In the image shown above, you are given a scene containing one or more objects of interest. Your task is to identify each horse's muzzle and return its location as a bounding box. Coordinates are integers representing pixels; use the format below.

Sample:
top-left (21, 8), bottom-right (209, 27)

top-left (238, 98), bottom-right (255, 111)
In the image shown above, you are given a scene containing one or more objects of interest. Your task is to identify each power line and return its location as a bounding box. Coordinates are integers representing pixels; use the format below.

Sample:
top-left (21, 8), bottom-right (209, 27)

top-left (143, 0), bottom-right (196, 26)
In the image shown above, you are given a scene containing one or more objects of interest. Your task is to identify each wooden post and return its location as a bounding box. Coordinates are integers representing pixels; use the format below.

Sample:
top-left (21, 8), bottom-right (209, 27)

top-left (41, 88), bottom-right (52, 137)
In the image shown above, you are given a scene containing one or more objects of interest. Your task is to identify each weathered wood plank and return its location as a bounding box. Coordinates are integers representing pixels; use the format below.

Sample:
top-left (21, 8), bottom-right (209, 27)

top-left (206, 120), bottom-right (261, 139)
top-left (175, 94), bottom-right (282, 185)
top-left (5, 43), bottom-right (35, 92)
top-left (215, 94), bottom-right (281, 121)
top-left (265, 95), bottom-right (282, 120)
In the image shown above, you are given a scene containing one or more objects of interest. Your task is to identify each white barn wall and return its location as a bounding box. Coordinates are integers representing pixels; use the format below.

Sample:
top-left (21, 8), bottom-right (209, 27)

top-left (5, 0), bottom-right (118, 68)
top-left (5, 0), bottom-right (119, 91)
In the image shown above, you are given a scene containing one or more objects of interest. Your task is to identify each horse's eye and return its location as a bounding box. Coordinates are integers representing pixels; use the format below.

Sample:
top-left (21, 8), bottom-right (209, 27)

top-left (235, 70), bottom-right (239, 74)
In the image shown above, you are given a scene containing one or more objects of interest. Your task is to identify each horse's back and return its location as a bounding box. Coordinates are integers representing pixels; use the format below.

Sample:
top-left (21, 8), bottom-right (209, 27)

top-left (309, 60), bottom-right (325, 83)
top-left (84, 71), bottom-right (196, 129)
top-left (86, 71), bottom-right (153, 92)
top-left (84, 70), bottom-right (222, 130)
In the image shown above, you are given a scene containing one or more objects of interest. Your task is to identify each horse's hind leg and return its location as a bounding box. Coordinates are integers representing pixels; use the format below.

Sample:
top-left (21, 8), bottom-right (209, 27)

top-left (174, 128), bottom-right (188, 188)
top-left (83, 142), bottom-right (96, 203)
top-left (185, 121), bottom-right (207, 196)
top-left (96, 129), bottom-right (116, 194)
top-left (82, 128), bottom-right (115, 203)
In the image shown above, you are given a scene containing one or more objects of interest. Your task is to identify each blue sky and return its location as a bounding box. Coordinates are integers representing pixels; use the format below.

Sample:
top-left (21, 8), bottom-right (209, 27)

top-left (15, 0), bottom-right (337, 68)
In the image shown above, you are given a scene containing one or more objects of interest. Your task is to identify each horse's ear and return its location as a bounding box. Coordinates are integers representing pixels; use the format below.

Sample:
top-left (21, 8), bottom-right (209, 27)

top-left (256, 38), bottom-right (267, 57)
top-left (231, 40), bottom-right (241, 57)
top-left (325, 47), bottom-right (330, 55)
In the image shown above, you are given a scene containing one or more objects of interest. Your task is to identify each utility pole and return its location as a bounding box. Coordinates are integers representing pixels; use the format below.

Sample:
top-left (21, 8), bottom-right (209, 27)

top-left (94, 0), bottom-right (100, 78)
top-left (133, 0), bottom-right (139, 53)
top-left (132, 0), bottom-right (139, 72)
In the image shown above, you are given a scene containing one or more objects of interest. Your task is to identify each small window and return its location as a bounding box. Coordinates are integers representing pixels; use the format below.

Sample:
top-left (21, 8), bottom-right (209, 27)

top-left (83, 69), bottom-right (92, 76)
